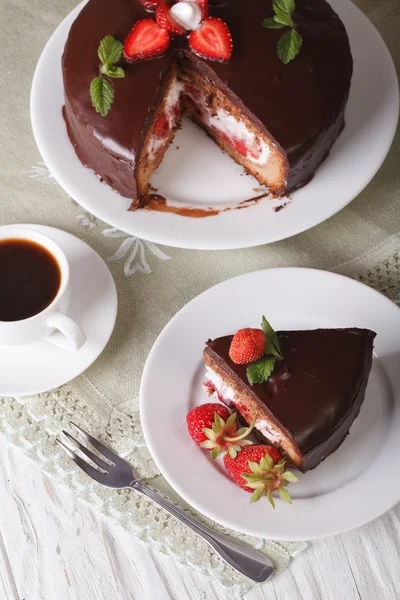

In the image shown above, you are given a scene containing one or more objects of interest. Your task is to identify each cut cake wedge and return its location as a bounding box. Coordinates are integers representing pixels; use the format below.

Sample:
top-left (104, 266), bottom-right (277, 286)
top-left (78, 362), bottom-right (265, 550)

top-left (204, 328), bottom-right (376, 472)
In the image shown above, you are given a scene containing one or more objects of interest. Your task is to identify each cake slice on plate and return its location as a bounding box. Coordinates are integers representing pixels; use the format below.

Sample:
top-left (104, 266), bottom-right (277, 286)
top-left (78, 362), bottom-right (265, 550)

top-left (203, 322), bottom-right (376, 472)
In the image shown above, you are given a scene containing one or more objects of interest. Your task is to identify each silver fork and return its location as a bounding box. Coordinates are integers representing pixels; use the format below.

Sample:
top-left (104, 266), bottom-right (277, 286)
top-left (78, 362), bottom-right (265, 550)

top-left (57, 422), bottom-right (274, 583)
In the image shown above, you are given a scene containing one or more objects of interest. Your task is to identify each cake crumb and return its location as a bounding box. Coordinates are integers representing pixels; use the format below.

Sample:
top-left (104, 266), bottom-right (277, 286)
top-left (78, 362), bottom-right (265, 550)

top-left (274, 202), bottom-right (288, 212)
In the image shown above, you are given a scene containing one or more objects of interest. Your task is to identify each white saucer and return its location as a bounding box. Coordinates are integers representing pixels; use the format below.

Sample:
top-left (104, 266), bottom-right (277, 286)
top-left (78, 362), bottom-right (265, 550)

top-left (30, 0), bottom-right (399, 250)
top-left (140, 268), bottom-right (400, 540)
top-left (0, 225), bottom-right (117, 397)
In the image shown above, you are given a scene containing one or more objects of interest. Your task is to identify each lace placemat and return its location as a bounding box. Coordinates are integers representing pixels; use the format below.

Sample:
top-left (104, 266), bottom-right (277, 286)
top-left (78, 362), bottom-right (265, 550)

top-left (0, 231), bottom-right (398, 596)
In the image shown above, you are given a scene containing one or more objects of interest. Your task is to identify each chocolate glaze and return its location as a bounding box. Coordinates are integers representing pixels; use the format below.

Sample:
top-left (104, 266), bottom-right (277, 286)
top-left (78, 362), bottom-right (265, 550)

top-left (205, 329), bottom-right (375, 471)
top-left (62, 0), bottom-right (353, 200)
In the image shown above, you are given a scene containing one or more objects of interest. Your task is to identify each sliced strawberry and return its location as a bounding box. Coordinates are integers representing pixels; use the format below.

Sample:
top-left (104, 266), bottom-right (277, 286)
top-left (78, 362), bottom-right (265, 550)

top-left (234, 139), bottom-right (248, 157)
top-left (157, 1), bottom-right (187, 36)
top-left (194, 0), bottom-right (209, 21)
top-left (249, 149), bottom-right (260, 160)
top-left (153, 113), bottom-right (170, 138)
top-left (171, 101), bottom-right (181, 118)
top-left (124, 18), bottom-right (170, 63)
top-left (138, 0), bottom-right (161, 11)
top-left (189, 17), bottom-right (233, 62)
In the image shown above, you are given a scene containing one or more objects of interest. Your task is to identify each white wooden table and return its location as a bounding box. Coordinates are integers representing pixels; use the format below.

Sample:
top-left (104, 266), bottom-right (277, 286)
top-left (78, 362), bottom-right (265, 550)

top-left (0, 436), bottom-right (399, 600)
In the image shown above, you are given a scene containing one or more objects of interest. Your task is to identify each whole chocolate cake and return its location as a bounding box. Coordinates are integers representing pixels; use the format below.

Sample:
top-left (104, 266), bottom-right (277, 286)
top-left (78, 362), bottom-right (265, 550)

top-left (62, 0), bottom-right (353, 207)
top-left (204, 328), bottom-right (376, 472)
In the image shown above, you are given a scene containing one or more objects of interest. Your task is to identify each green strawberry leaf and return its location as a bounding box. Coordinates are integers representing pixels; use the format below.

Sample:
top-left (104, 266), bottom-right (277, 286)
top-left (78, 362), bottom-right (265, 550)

top-left (250, 486), bottom-right (265, 503)
top-left (261, 316), bottom-right (283, 360)
top-left (262, 18), bottom-right (286, 29)
top-left (225, 412), bottom-right (237, 429)
top-left (202, 427), bottom-right (216, 441)
top-left (260, 453), bottom-right (274, 471)
top-left (278, 486), bottom-right (293, 504)
top-left (247, 356), bottom-right (276, 385)
top-left (281, 471), bottom-right (299, 483)
top-left (210, 447), bottom-right (221, 460)
top-left (267, 490), bottom-right (276, 509)
top-left (98, 35), bottom-right (123, 66)
top-left (228, 446), bottom-right (238, 459)
top-left (277, 28), bottom-right (303, 65)
top-left (248, 461), bottom-right (264, 476)
top-left (200, 440), bottom-right (216, 449)
top-left (90, 76), bottom-right (115, 117)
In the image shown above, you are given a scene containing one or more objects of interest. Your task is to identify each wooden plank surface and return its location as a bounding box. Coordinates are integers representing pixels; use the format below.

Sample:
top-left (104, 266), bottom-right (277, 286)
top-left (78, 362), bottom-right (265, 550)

top-left (0, 435), bottom-right (398, 600)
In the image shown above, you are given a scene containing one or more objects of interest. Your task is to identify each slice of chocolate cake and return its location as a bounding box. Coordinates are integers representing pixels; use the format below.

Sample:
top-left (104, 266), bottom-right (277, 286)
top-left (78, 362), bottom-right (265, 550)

top-left (204, 328), bottom-right (376, 472)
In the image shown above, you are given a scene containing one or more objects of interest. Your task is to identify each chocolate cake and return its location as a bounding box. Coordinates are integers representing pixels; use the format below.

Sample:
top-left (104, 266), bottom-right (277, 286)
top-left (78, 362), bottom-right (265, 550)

top-left (204, 329), bottom-right (376, 472)
top-left (62, 0), bottom-right (353, 207)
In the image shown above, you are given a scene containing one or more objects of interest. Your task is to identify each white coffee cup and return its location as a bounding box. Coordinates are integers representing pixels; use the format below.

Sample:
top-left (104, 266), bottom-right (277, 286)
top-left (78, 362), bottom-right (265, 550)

top-left (0, 227), bottom-right (86, 351)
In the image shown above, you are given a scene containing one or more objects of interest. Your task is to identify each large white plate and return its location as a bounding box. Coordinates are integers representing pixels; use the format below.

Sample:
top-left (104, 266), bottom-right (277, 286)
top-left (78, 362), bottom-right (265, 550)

top-left (31, 1), bottom-right (398, 250)
top-left (140, 269), bottom-right (400, 540)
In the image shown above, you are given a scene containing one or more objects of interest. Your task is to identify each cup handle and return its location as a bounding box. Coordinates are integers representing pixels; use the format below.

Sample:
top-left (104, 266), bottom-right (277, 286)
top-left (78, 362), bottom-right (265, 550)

top-left (45, 310), bottom-right (87, 352)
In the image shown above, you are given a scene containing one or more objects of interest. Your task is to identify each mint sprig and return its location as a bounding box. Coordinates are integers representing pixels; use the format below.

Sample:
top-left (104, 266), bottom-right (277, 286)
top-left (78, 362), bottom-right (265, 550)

top-left (246, 316), bottom-right (283, 386)
top-left (90, 35), bottom-right (125, 117)
top-left (247, 357), bottom-right (276, 385)
top-left (262, 0), bottom-right (303, 64)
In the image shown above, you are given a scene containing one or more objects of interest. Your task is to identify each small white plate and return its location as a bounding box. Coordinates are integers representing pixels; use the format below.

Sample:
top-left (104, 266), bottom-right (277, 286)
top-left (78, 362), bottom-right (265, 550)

top-left (0, 225), bottom-right (117, 397)
top-left (30, 0), bottom-right (398, 250)
top-left (140, 268), bottom-right (400, 540)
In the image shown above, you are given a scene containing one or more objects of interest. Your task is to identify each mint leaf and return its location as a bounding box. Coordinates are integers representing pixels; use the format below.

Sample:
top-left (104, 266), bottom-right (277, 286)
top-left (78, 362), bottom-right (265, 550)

top-left (102, 65), bottom-right (125, 79)
top-left (262, 18), bottom-right (285, 29)
top-left (261, 316), bottom-right (283, 360)
top-left (275, 0), bottom-right (295, 15)
top-left (277, 28), bottom-right (302, 64)
top-left (262, 0), bottom-right (302, 64)
top-left (90, 76), bottom-right (114, 117)
top-left (273, 6), bottom-right (294, 27)
top-left (98, 35), bottom-right (123, 66)
top-left (247, 357), bottom-right (276, 385)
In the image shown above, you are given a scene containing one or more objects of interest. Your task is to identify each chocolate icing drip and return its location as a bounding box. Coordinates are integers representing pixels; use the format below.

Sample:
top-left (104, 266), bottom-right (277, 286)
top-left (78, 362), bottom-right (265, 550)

top-left (62, 0), bottom-right (352, 201)
top-left (205, 328), bottom-right (375, 470)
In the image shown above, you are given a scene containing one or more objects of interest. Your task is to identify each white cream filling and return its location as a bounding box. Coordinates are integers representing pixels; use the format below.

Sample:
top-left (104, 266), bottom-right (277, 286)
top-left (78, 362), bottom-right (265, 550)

top-left (208, 110), bottom-right (271, 166)
top-left (204, 367), bottom-right (284, 446)
top-left (148, 81), bottom-right (184, 158)
top-left (170, 1), bottom-right (202, 30)
top-left (148, 82), bottom-right (271, 167)
top-left (205, 366), bottom-right (236, 403)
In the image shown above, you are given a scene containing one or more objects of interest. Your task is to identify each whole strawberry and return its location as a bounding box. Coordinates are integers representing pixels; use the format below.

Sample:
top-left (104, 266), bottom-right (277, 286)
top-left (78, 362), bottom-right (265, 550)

top-left (186, 403), bottom-right (255, 459)
top-left (229, 328), bottom-right (266, 365)
top-left (223, 445), bottom-right (298, 507)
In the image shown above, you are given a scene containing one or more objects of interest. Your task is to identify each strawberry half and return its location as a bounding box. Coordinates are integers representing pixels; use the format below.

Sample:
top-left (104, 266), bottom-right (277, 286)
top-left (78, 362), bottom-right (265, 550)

top-left (186, 403), bottom-right (255, 459)
top-left (229, 328), bottom-right (266, 365)
top-left (124, 18), bottom-right (170, 63)
top-left (157, 0), bottom-right (187, 36)
top-left (138, 0), bottom-right (162, 11)
top-left (189, 17), bottom-right (233, 62)
top-left (223, 445), bottom-right (299, 507)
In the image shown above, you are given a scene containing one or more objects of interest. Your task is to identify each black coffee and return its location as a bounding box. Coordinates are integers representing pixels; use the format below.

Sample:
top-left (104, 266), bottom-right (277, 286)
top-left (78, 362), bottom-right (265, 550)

top-left (0, 239), bottom-right (61, 321)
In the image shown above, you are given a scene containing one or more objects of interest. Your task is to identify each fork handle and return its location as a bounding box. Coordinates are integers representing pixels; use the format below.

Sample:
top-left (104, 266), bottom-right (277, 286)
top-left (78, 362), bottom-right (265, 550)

top-left (132, 481), bottom-right (274, 583)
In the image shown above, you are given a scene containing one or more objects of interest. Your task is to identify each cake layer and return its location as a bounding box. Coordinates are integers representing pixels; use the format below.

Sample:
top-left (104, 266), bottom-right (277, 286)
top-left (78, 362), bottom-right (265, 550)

top-left (204, 329), bottom-right (376, 471)
top-left (62, 0), bottom-right (353, 201)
